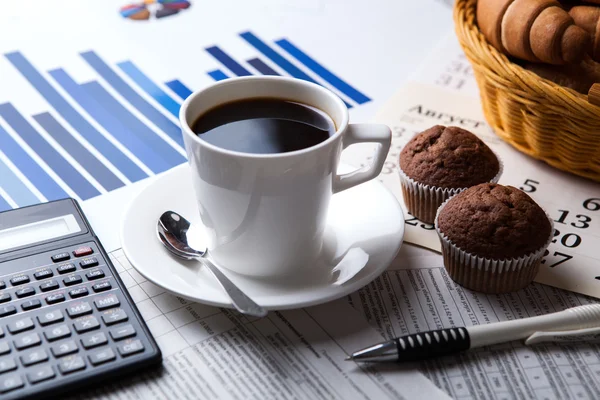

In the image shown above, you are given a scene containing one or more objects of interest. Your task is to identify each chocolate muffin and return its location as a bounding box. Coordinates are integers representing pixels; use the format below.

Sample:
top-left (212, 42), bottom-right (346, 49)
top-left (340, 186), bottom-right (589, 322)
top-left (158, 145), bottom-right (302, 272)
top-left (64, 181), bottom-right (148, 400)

top-left (398, 125), bottom-right (501, 224)
top-left (435, 183), bottom-right (553, 294)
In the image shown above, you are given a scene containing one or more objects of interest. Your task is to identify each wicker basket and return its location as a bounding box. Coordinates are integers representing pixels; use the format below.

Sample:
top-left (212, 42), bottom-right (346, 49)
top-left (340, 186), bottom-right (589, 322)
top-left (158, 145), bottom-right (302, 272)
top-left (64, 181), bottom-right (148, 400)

top-left (454, 0), bottom-right (600, 182)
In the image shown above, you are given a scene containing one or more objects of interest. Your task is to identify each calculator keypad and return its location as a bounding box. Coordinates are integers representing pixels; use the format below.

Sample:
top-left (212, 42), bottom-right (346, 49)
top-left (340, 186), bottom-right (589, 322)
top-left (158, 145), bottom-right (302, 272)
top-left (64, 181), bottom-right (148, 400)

top-left (0, 241), bottom-right (157, 397)
top-left (21, 299), bottom-right (41, 311)
top-left (0, 374), bottom-right (24, 393)
top-left (40, 280), bottom-right (59, 292)
top-left (0, 307), bottom-right (16, 318)
top-left (44, 325), bottom-right (71, 342)
top-left (27, 365), bottom-right (54, 384)
top-left (10, 276), bottom-right (29, 286)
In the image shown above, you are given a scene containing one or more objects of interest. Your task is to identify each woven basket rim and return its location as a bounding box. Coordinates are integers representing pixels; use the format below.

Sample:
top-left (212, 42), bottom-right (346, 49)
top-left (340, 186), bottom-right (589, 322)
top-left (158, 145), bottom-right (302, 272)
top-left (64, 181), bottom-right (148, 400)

top-left (454, 0), bottom-right (600, 122)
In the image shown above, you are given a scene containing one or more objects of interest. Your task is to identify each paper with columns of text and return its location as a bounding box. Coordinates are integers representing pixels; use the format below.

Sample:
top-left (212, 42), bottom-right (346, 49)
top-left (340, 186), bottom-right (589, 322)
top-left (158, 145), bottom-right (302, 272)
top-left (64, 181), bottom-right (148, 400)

top-left (341, 82), bottom-right (600, 299)
top-left (73, 249), bottom-right (449, 400)
top-left (347, 257), bottom-right (600, 400)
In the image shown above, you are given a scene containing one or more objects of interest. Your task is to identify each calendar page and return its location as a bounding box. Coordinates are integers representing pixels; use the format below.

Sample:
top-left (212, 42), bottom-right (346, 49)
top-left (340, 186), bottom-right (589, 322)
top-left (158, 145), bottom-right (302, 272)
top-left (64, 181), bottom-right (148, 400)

top-left (408, 32), bottom-right (480, 98)
top-left (341, 82), bottom-right (600, 298)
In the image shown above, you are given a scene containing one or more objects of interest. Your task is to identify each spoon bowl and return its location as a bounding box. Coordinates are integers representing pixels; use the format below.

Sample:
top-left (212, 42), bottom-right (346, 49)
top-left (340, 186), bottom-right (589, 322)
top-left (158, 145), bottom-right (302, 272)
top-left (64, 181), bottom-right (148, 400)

top-left (157, 211), bottom-right (267, 318)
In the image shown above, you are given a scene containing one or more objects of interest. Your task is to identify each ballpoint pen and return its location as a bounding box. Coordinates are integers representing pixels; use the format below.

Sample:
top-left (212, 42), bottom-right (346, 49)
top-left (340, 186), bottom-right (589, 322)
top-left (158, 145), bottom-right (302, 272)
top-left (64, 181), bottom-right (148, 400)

top-left (346, 304), bottom-right (600, 362)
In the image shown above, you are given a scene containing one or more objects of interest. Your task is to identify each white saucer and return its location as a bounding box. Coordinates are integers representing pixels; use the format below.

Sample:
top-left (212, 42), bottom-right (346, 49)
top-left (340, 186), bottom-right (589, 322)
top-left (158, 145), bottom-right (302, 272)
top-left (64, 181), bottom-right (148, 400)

top-left (120, 163), bottom-right (404, 310)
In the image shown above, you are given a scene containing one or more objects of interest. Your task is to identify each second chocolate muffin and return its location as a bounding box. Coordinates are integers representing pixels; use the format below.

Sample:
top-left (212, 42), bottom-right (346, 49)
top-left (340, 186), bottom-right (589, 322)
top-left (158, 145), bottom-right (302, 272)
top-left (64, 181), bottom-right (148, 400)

top-left (398, 125), bottom-right (501, 224)
top-left (435, 183), bottom-right (553, 293)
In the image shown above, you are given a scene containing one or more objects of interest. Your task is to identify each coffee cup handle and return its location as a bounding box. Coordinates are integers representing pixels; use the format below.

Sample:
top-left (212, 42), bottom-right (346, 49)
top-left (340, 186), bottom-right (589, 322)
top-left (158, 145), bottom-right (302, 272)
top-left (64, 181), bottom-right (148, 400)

top-left (333, 123), bottom-right (391, 194)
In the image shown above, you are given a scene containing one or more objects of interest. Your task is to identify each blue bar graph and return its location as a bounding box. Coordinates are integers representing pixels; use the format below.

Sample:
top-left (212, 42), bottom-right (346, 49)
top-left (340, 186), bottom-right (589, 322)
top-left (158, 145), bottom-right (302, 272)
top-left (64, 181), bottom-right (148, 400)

top-left (81, 81), bottom-right (185, 170)
top-left (49, 69), bottom-right (168, 174)
top-left (0, 195), bottom-right (10, 212)
top-left (206, 46), bottom-right (251, 76)
top-left (0, 156), bottom-right (39, 207)
top-left (0, 123), bottom-right (67, 201)
top-left (276, 39), bottom-right (371, 104)
top-left (33, 112), bottom-right (124, 192)
top-left (5, 51), bottom-right (147, 183)
top-left (247, 58), bottom-right (280, 75)
top-left (207, 69), bottom-right (229, 81)
top-left (117, 61), bottom-right (180, 117)
top-left (165, 79), bottom-right (192, 100)
top-left (0, 103), bottom-right (100, 200)
top-left (1, 32), bottom-right (370, 210)
top-left (80, 51), bottom-right (183, 147)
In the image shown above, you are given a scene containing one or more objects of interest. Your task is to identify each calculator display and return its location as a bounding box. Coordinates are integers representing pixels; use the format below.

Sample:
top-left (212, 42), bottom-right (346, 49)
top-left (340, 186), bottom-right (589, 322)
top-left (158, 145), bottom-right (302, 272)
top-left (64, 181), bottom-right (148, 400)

top-left (0, 215), bottom-right (81, 253)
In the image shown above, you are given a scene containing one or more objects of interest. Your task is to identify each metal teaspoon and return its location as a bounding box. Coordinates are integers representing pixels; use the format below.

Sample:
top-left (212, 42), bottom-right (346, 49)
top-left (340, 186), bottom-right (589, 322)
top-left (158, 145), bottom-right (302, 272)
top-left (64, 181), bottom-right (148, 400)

top-left (157, 211), bottom-right (267, 318)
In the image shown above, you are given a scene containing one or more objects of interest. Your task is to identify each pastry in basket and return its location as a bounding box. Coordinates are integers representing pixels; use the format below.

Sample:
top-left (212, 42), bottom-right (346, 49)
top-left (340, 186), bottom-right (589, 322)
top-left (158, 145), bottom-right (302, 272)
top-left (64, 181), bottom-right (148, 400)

top-left (398, 125), bottom-right (502, 225)
top-left (477, 0), bottom-right (591, 65)
top-left (569, 5), bottom-right (600, 61)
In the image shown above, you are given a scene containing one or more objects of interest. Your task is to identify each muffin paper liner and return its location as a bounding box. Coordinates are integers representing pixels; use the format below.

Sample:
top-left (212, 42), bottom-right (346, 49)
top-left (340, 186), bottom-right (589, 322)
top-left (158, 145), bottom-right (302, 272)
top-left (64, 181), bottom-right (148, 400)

top-left (397, 153), bottom-right (503, 225)
top-left (434, 196), bottom-right (555, 294)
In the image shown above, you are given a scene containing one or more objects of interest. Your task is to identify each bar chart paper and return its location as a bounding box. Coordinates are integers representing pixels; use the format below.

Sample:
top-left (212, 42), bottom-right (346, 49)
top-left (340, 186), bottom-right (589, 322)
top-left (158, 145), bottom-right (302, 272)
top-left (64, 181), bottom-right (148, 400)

top-left (0, 32), bottom-right (372, 211)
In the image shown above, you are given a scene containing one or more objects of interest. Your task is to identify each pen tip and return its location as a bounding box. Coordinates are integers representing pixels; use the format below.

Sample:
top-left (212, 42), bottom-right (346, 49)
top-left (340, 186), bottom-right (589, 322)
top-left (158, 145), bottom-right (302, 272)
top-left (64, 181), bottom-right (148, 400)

top-left (345, 356), bottom-right (353, 361)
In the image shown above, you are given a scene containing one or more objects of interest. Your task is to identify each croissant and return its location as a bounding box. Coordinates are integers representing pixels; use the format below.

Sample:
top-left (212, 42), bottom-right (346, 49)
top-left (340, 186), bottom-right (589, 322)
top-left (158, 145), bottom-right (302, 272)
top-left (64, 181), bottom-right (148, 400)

top-left (569, 6), bottom-right (600, 61)
top-left (477, 0), bottom-right (591, 64)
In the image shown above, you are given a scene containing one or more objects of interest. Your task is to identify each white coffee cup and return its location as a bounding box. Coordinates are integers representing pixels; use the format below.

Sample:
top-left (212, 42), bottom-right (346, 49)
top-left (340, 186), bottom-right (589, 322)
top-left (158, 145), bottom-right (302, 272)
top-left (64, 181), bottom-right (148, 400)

top-left (180, 76), bottom-right (391, 277)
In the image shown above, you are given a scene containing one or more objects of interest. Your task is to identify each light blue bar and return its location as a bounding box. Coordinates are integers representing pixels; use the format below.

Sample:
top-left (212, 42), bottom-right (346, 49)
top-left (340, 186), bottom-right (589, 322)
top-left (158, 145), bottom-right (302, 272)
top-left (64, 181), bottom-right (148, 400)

top-left (0, 194), bottom-right (11, 211)
top-left (165, 79), bottom-right (192, 100)
top-left (207, 69), bottom-right (229, 81)
top-left (82, 81), bottom-right (185, 171)
top-left (117, 61), bottom-right (180, 117)
top-left (80, 51), bottom-right (183, 147)
top-left (33, 112), bottom-right (124, 192)
top-left (0, 155), bottom-right (39, 207)
top-left (49, 69), bottom-right (171, 174)
top-left (0, 123), bottom-right (68, 201)
top-left (4, 51), bottom-right (147, 183)
top-left (275, 39), bottom-right (371, 104)
top-left (0, 103), bottom-right (100, 201)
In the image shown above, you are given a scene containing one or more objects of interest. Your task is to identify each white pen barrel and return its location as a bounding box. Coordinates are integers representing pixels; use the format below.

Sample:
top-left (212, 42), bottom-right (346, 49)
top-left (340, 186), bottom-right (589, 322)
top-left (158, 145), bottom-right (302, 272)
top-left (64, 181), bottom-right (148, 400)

top-left (468, 304), bottom-right (600, 348)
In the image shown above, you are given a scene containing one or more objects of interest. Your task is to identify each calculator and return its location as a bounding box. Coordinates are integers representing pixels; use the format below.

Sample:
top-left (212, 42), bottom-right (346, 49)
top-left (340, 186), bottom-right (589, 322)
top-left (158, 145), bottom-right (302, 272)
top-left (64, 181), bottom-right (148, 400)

top-left (0, 199), bottom-right (161, 399)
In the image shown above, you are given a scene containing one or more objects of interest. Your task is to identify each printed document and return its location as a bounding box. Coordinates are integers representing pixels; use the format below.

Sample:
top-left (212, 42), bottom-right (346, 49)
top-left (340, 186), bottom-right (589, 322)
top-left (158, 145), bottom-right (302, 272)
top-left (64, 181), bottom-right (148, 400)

top-left (348, 257), bottom-right (600, 399)
top-left (76, 249), bottom-right (449, 400)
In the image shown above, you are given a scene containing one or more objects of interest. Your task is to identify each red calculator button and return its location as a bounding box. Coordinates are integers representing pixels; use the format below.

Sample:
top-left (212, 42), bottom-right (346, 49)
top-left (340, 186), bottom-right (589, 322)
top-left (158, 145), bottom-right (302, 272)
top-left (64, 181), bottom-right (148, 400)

top-left (73, 247), bottom-right (93, 257)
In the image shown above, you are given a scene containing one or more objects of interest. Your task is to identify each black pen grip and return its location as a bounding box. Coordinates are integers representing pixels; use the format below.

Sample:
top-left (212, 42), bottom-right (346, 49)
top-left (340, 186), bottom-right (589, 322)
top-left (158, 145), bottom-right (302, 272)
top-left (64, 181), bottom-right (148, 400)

top-left (394, 327), bottom-right (470, 362)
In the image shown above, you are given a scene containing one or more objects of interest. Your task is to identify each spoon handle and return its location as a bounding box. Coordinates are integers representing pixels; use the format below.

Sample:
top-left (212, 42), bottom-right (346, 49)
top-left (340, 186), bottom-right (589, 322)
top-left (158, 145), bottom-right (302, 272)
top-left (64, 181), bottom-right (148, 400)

top-left (202, 258), bottom-right (268, 318)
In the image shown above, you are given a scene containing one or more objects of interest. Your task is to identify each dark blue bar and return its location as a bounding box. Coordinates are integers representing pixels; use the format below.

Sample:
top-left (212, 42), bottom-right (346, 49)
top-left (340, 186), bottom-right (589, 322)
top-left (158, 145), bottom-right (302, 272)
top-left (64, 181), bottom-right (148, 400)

top-left (0, 103), bottom-right (100, 200)
top-left (0, 194), bottom-right (11, 211)
top-left (207, 69), bottom-right (229, 81)
top-left (239, 32), bottom-right (352, 108)
top-left (205, 46), bottom-right (252, 76)
top-left (276, 39), bottom-right (371, 104)
top-left (82, 81), bottom-right (185, 170)
top-left (239, 32), bottom-right (317, 82)
top-left (117, 61), bottom-right (180, 117)
top-left (33, 112), bottom-right (124, 192)
top-left (0, 154), bottom-right (40, 207)
top-left (80, 51), bottom-right (183, 147)
top-left (0, 122), bottom-right (67, 201)
top-left (165, 79), bottom-right (192, 100)
top-left (247, 58), bottom-right (280, 75)
top-left (4, 51), bottom-right (146, 183)
top-left (49, 69), bottom-right (171, 174)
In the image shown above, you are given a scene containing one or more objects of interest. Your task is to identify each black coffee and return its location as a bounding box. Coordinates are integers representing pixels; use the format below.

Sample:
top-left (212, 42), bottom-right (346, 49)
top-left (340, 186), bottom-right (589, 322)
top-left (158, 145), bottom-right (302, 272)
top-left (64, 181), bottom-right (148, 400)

top-left (191, 98), bottom-right (336, 154)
